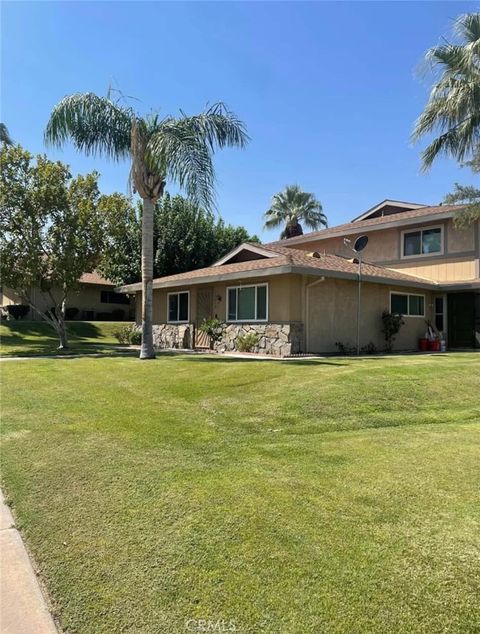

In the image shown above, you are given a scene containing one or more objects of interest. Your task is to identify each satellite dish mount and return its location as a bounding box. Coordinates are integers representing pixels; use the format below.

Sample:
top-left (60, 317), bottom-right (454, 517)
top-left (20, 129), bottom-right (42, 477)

top-left (344, 235), bottom-right (369, 355)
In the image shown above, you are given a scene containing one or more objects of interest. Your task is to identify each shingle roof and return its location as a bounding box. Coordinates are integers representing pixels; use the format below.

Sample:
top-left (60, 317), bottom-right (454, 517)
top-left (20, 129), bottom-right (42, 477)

top-left (259, 243), bottom-right (436, 285)
top-left (118, 242), bottom-right (437, 292)
top-left (266, 204), bottom-right (461, 246)
top-left (79, 271), bottom-right (113, 286)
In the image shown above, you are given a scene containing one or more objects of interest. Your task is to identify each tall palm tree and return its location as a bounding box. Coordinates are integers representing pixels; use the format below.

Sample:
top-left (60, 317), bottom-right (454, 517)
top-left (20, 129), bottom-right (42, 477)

top-left (412, 12), bottom-right (480, 170)
top-left (45, 93), bottom-right (248, 359)
top-left (0, 123), bottom-right (13, 145)
top-left (264, 185), bottom-right (327, 239)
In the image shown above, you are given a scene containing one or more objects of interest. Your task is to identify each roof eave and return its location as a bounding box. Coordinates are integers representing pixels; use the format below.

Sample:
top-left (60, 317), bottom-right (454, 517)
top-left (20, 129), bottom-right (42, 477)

top-left (289, 266), bottom-right (438, 290)
top-left (350, 200), bottom-right (428, 222)
top-left (117, 263), bottom-right (438, 293)
top-left (278, 211), bottom-right (456, 246)
top-left (212, 242), bottom-right (278, 266)
top-left (116, 264), bottom-right (296, 293)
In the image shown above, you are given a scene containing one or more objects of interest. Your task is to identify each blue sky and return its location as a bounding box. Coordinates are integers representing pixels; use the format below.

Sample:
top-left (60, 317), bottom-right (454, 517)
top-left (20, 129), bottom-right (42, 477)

top-left (2, 1), bottom-right (477, 238)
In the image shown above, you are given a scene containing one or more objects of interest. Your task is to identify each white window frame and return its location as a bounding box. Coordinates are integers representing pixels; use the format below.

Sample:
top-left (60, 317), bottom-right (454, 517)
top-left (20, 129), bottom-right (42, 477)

top-left (226, 283), bottom-right (269, 323)
top-left (389, 291), bottom-right (426, 318)
top-left (401, 225), bottom-right (444, 259)
top-left (167, 290), bottom-right (190, 324)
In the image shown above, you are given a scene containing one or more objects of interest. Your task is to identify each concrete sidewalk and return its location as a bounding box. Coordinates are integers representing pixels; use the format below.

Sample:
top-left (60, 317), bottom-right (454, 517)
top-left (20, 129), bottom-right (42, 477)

top-left (0, 490), bottom-right (57, 634)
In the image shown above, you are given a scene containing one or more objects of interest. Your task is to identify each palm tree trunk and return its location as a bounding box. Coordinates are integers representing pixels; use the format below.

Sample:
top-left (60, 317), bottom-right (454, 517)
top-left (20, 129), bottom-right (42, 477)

top-left (140, 197), bottom-right (156, 359)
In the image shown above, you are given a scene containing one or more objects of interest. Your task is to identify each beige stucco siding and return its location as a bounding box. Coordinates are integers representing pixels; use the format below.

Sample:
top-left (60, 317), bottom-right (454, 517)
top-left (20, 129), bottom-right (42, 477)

top-left (141, 273), bottom-right (433, 354)
top-left (306, 278), bottom-right (433, 353)
top-left (298, 229), bottom-right (399, 261)
top-left (292, 219), bottom-right (479, 283)
top-left (448, 222), bottom-right (475, 252)
top-left (2, 284), bottom-right (133, 320)
top-left (140, 274), bottom-right (304, 325)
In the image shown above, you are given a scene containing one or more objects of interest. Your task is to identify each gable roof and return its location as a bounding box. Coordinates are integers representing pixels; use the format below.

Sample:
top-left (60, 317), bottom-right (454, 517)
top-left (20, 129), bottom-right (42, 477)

top-left (351, 199), bottom-right (427, 222)
top-left (213, 243), bottom-right (277, 265)
top-left (118, 242), bottom-right (439, 293)
top-left (266, 204), bottom-right (461, 247)
top-left (79, 271), bottom-right (114, 286)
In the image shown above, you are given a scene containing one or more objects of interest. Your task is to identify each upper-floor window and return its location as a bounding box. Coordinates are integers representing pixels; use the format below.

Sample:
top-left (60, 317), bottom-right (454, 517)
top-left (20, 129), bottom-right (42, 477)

top-left (402, 226), bottom-right (443, 258)
top-left (168, 291), bottom-right (189, 323)
top-left (227, 284), bottom-right (268, 322)
top-left (100, 290), bottom-right (130, 305)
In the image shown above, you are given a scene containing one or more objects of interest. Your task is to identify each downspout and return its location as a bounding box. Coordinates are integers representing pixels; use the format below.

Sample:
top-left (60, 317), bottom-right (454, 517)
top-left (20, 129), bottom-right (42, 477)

top-left (304, 276), bottom-right (325, 353)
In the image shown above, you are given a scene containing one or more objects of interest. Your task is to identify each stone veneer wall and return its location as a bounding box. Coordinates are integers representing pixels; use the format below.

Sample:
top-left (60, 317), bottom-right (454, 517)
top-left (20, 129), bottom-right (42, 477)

top-left (215, 322), bottom-right (304, 357)
top-left (149, 322), bottom-right (304, 356)
top-left (151, 324), bottom-right (195, 350)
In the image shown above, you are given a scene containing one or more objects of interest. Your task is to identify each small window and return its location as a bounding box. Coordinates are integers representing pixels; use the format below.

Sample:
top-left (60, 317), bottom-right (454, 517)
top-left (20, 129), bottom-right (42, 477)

top-left (227, 284), bottom-right (268, 322)
top-left (402, 227), bottom-right (442, 258)
top-left (167, 291), bottom-right (189, 323)
top-left (100, 290), bottom-right (130, 305)
top-left (390, 292), bottom-right (425, 317)
top-left (435, 296), bottom-right (445, 332)
top-left (391, 293), bottom-right (408, 315)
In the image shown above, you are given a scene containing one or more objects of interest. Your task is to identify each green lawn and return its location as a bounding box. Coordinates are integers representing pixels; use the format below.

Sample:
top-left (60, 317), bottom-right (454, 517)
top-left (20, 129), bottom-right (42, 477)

top-left (0, 320), bottom-right (132, 357)
top-left (1, 353), bottom-right (479, 633)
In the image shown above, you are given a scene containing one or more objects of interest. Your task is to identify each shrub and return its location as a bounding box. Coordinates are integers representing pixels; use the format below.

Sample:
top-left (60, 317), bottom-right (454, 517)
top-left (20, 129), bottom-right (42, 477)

top-left (360, 341), bottom-right (378, 355)
top-left (335, 341), bottom-right (356, 355)
top-left (65, 307), bottom-right (79, 320)
top-left (381, 311), bottom-right (405, 352)
top-left (113, 324), bottom-right (134, 344)
top-left (113, 324), bottom-right (141, 345)
top-left (129, 329), bottom-right (142, 345)
top-left (199, 318), bottom-right (224, 348)
top-left (6, 305), bottom-right (29, 320)
top-left (236, 332), bottom-right (260, 352)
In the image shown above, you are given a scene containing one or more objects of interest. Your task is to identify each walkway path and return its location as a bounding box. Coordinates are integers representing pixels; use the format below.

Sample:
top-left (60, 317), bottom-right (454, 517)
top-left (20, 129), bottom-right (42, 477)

top-left (0, 490), bottom-right (58, 633)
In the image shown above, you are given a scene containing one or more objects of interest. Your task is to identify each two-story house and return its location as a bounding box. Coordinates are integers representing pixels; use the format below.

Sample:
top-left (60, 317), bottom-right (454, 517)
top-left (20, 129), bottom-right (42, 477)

top-left (119, 200), bottom-right (480, 355)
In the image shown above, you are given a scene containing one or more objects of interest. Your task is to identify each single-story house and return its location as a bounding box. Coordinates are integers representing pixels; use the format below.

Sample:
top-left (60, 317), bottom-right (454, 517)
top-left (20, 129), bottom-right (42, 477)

top-left (1, 272), bottom-right (135, 321)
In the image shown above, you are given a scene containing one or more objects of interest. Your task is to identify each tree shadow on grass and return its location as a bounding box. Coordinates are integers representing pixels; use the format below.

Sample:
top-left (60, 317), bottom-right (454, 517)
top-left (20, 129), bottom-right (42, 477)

top-left (157, 352), bottom-right (349, 367)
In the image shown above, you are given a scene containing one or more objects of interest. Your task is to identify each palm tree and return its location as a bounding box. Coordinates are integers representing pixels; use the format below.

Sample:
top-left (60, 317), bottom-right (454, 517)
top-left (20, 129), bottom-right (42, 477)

top-left (412, 12), bottom-right (480, 170)
top-left (0, 123), bottom-right (13, 145)
top-left (264, 185), bottom-right (327, 239)
top-left (45, 93), bottom-right (248, 358)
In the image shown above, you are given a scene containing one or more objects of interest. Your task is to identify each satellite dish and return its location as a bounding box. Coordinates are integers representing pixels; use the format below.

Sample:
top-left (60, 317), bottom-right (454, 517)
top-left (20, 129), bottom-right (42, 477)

top-left (353, 235), bottom-right (368, 253)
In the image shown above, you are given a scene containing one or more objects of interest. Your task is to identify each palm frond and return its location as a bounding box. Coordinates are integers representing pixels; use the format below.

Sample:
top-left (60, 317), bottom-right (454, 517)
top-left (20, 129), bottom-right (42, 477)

top-left (263, 185), bottom-right (327, 236)
top-left (45, 93), bottom-right (133, 160)
top-left (147, 105), bottom-right (248, 210)
top-left (0, 123), bottom-right (13, 145)
top-left (413, 12), bottom-right (480, 169)
top-left (178, 102), bottom-right (249, 152)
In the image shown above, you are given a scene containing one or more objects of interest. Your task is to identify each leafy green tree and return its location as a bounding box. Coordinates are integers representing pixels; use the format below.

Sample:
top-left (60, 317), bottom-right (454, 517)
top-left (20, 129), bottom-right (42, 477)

top-left (0, 145), bottom-right (104, 348)
top-left (154, 194), bottom-right (259, 277)
top-left (98, 194), bottom-right (141, 285)
top-left (444, 183), bottom-right (480, 227)
top-left (412, 13), bottom-right (480, 169)
top-left (99, 193), bottom-right (259, 284)
top-left (264, 185), bottom-right (327, 239)
top-left (45, 93), bottom-right (248, 359)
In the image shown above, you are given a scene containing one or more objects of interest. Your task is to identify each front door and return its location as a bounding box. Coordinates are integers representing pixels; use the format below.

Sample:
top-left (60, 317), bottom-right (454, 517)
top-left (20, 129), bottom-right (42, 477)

top-left (195, 287), bottom-right (214, 348)
top-left (448, 293), bottom-right (476, 348)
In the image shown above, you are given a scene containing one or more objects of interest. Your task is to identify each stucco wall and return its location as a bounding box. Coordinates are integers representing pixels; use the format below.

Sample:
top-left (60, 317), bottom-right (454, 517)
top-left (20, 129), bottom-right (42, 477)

top-left (298, 229), bottom-right (399, 261)
top-left (141, 274), bottom-right (304, 326)
top-left (306, 278), bottom-right (434, 353)
top-left (2, 284), bottom-right (133, 320)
